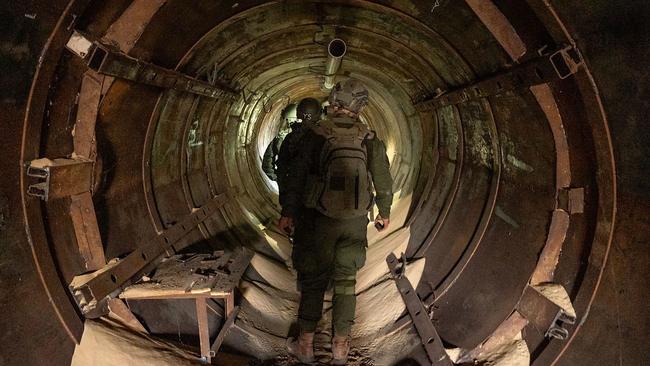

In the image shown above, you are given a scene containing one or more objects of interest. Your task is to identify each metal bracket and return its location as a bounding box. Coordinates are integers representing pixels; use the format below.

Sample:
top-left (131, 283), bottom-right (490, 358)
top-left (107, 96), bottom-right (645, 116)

top-left (70, 193), bottom-right (230, 315)
top-left (65, 30), bottom-right (96, 59)
top-left (65, 32), bottom-right (238, 99)
top-left (546, 309), bottom-right (576, 340)
top-left (416, 45), bottom-right (583, 111)
top-left (557, 187), bottom-right (584, 214)
top-left (386, 253), bottom-right (452, 366)
top-left (516, 285), bottom-right (577, 341)
top-left (389, 252), bottom-right (407, 279)
top-left (549, 46), bottom-right (584, 80)
top-left (26, 158), bottom-right (94, 201)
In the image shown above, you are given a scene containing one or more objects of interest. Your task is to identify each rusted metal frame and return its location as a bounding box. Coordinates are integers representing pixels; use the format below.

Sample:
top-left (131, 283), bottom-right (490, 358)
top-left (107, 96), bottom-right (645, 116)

top-left (101, 0), bottom-right (166, 52)
top-left (19, 0), bottom-right (94, 344)
top-left (70, 192), bottom-right (106, 271)
top-left (433, 98), bottom-right (502, 299)
top-left (386, 253), bottom-right (452, 366)
top-left (70, 193), bottom-right (230, 314)
top-left (411, 105), bottom-right (465, 258)
top-left (533, 78), bottom-right (616, 366)
top-left (73, 71), bottom-right (103, 160)
top-left (530, 209), bottom-right (570, 285)
top-left (68, 70), bottom-right (106, 271)
top-left (180, 95), bottom-right (212, 241)
top-left (530, 84), bottom-right (571, 190)
top-left (527, 84), bottom-right (573, 285)
top-left (464, 0), bottom-right (527, 61)
top-left (516, 286), bottom-right (576, 340)
top-left (415, 46), bottom-right (583, 112)
top-left (142, 94), bottom-right (166, 234)
top-left (85, 42), bottom-right (237, 99)
top-left (520, 4), bottom-right (616, 364)
top-left (556, 187), bottom-right (584, 214)
top-left (26, 158), bottom-right (94, 200)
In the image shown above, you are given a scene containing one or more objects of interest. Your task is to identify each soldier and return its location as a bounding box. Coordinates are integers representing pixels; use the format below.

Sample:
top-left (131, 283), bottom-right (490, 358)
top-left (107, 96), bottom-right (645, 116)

top-left (279, 79), bottom-right (393, 365)
top-left (261, 105), bottom-right (297, 181)
top-left (277, 98), bottom-right (323, 197)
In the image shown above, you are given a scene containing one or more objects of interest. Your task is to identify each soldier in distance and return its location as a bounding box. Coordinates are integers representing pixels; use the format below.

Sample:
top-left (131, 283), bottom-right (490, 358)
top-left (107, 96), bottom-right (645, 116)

top-left (279, 79), bottom-right (393, 365)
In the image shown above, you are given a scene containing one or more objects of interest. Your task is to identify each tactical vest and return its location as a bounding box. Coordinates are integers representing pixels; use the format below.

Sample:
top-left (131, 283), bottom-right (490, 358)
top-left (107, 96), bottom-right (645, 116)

top-left (303, 118), bottom-right (375, 219)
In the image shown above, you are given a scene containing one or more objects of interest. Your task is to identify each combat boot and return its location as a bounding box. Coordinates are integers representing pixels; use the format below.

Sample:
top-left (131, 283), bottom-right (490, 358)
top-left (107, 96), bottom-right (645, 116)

top-left (331, 335), bottom-right (350, 365)
top-left (287, 331), bottom-right (315, 364)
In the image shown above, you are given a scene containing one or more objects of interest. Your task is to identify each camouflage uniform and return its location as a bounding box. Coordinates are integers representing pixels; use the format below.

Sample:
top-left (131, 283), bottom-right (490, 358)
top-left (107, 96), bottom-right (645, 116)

top-left (281, 115), bottom-right (393, 335)
top-left (276, 122), bottom-right (311, 195)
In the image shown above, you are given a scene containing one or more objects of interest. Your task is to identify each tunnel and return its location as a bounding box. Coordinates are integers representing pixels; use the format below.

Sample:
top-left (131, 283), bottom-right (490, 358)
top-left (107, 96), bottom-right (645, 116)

top-left (1, 1), bottom-right (648, 365)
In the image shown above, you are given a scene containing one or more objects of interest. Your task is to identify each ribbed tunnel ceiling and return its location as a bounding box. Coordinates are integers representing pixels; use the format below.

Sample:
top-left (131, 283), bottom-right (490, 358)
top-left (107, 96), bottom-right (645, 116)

top-left (16, 1), bottom-right (618, 365)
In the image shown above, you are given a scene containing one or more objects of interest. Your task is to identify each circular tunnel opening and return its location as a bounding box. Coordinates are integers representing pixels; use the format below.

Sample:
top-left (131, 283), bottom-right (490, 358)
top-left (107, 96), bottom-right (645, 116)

top-left (21, 1), bottom-right (616, 365)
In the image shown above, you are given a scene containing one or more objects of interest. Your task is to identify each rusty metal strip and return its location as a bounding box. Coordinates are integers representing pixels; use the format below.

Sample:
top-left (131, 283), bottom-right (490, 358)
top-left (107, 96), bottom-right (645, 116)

top-left (70, 192), bottom-right (106, 271)
top-left (530, 84), bottom-right (571, 189)
top-left (70, 193), bottom-right (230, 314)
top-left (386, 253), bottom-right (452, 366)
top-left (86, 42), bottom-right (238, 98)
top-left (73, 71), bottom-right (103, 160)
top-left (416, 47), bottom-right (583, 112)
top-left (20, 0), bottom-right (94, 344)
top-left (530, 209), bottom-right (570, 285)
top-left (528, 4), bottom-right (616, 365)
top-left (101, 0), bottom-right (166, 53)
top-left (457, 311), bottom-right (529, 363)
top-left (465, 0), bottom-right (527, 61)
top-left (98, 0), bottom-right (166, 95)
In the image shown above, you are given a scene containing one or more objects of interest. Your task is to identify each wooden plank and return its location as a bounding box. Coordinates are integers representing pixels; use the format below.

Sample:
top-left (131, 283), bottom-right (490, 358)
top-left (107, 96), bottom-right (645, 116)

top-left (102, 0), bottom-right (166, 53)
top-left (73, 71), bottom-right (103, 160)
top-left (195, 297), bottom-right (211, 363)
top-left (225, 292), bottom-right (235, 318)
top-left (211, 306), bottom-right (240, 355)
top-left (70, 192), bottom-right (106, 271)
top-left (120, 291), bottom-right (231, 300)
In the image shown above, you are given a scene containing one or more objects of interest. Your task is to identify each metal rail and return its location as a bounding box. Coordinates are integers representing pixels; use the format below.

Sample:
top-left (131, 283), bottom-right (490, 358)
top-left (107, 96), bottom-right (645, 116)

top-left (416, 46), bottom-right (583, 111)
top-left (387, 253), bottom-right (452, 366)
top-left (66, 31), bottom-right (238, 99)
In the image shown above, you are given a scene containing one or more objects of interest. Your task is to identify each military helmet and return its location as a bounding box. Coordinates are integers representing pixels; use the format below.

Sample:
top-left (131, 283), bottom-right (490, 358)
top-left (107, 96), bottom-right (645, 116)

top-left (328, 79), bottom-right (369, 114)
top-left (297, 98), bottom-right (322, 122)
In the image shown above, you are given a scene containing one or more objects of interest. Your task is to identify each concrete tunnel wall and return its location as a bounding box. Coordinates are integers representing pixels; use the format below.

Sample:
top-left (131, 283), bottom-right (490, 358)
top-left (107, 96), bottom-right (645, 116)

top-left (0, 1), bottom-right (648, 365)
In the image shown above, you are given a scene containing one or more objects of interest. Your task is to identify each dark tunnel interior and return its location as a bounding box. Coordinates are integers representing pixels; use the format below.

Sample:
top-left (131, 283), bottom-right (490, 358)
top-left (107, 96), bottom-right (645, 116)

top-left (1, 1), bottom-right (649, 365)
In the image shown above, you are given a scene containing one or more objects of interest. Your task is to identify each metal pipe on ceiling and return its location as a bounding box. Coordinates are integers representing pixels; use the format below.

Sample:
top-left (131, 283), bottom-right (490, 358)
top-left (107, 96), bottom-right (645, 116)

top-left (324, 38), bottom-right (347, 89)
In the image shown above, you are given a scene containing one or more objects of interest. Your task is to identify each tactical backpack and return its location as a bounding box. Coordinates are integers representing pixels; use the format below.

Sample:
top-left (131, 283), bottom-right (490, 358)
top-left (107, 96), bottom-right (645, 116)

top-left (304, 118), bottom-right (375, 219)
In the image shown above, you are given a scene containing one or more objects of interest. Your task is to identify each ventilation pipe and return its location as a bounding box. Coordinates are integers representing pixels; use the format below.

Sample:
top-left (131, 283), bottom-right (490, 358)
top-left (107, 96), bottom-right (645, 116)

top-left (324, 38), bottom-right (347, 89)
